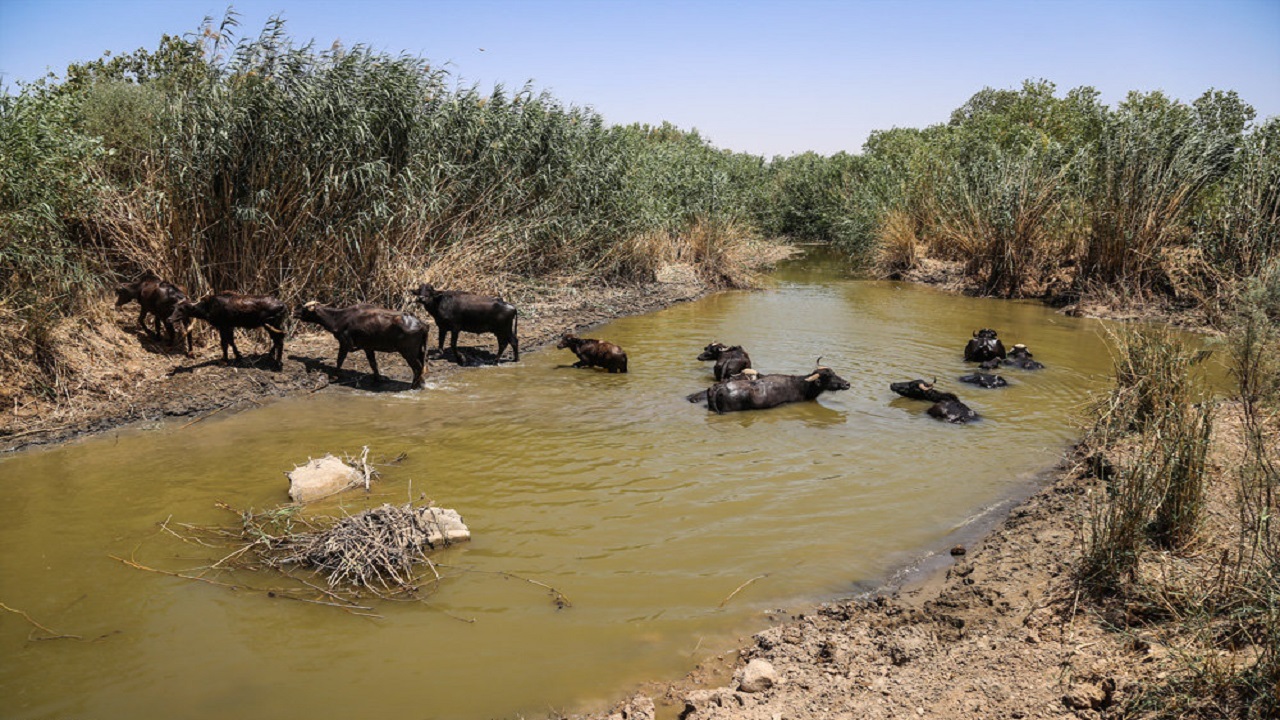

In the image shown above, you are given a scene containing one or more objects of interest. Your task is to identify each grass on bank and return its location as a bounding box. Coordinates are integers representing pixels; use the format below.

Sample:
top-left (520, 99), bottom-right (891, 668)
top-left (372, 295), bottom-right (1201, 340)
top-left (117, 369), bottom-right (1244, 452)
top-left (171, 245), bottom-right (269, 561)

top-left (1079, 265), bottom-right (1280, 718)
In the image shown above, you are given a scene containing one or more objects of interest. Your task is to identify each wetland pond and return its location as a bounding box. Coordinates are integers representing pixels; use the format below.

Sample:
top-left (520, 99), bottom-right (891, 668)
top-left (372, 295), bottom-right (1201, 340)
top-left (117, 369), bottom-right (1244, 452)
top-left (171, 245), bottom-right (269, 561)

top-left (3, 252), bottom-right (1141, 718)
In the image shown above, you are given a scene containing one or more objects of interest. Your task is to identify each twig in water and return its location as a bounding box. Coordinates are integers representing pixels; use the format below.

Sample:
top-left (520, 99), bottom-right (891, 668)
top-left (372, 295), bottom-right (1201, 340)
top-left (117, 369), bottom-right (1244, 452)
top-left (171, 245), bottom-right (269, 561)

top-left (178, 403), bottom-right (231, 430)
top-left (718, 574), bottom-right (768, 609)
top-left (0, 601), bottom-right (83, 641)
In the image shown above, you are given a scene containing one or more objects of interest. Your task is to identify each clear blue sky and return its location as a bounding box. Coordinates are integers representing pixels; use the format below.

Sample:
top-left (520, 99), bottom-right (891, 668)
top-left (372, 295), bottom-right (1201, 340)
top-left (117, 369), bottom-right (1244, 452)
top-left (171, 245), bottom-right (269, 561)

top-left (1, 0), bottom-right (1277, 157)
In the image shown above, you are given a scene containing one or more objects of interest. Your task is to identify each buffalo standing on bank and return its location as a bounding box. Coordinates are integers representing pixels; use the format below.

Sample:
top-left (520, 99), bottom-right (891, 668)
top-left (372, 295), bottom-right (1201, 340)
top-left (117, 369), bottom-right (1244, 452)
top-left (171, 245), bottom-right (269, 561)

top-left (557, 334), bottom-right (628, 373)
top-left (409, 283), bottom-right (519, 363)
top-left (115, 273), bottom-right (193, 355)
top-left (169, 292), bottom-right (288, 369)
top-left (294, 302), bottom-right (428, 389)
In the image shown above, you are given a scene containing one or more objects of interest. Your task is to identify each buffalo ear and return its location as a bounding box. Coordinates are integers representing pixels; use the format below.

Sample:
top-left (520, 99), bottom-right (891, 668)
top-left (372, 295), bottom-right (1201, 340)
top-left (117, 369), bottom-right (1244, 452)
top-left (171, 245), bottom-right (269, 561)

top-left (804, 372), bottom-right (821, 383)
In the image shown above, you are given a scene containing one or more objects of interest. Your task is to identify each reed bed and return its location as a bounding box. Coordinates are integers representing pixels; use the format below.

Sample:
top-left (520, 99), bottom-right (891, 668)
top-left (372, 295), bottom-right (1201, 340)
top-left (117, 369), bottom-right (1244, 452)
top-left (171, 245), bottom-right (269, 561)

top-left (0, 16), bottom-right (776, 404)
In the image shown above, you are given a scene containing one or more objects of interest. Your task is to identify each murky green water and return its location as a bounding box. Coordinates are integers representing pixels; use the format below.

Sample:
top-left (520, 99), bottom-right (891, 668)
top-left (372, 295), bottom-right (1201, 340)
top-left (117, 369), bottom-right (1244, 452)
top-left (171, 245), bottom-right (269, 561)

top-left (2, 252), bottom-right (1145, 718)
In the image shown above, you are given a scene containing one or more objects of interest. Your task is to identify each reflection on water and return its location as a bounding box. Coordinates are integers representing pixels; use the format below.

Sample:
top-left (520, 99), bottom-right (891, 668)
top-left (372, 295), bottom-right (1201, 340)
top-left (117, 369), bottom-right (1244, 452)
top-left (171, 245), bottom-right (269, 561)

top-left (0, 249), bottom-right (1148, 719)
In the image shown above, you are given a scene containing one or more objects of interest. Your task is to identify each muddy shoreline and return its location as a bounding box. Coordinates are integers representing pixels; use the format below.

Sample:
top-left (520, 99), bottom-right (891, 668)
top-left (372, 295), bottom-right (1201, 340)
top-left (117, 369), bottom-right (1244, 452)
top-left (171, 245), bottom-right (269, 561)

top-left (0, 277), bottom-right (713, 455)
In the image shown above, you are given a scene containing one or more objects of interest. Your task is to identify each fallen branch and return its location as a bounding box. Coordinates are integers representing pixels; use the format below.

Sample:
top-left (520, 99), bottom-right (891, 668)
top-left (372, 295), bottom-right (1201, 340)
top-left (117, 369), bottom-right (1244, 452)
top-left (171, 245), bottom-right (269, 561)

top-left (1, 601), bottom-right (82, 641)
top-left (718, 574), bottom-right (768, 609)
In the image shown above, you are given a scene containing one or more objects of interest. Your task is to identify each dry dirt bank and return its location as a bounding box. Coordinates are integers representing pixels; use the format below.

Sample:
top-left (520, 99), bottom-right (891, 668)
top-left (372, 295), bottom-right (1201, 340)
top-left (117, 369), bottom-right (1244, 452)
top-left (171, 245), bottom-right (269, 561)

top-left (0, 274), bottom-right (713, 454)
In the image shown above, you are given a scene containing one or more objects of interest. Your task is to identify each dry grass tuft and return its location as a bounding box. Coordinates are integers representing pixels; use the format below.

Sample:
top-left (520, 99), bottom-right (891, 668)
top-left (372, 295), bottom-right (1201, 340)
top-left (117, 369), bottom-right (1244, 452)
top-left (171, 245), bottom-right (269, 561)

top-left (873, 210), bottom-right (921, 278)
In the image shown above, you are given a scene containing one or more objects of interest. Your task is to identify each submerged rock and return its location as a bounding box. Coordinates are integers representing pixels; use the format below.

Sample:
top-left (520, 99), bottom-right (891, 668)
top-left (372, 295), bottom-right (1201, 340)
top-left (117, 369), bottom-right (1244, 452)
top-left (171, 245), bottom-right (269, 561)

top-left (286, 454), bottom-right (362, 503)
top-left (417, 506), bottom-right (471, 545)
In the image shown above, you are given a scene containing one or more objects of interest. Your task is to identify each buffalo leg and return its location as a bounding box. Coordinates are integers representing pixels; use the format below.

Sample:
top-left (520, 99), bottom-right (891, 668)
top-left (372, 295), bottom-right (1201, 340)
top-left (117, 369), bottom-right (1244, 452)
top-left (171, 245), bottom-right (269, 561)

top-left (269, 329), bottom-right (284, 369)
top-left (138, 309), bottom-right (157, 338)
top-left (510, 333), bottom-right (519, 362)
top-left (365, 349), bottom-right (382, 383)
top-left (218, 328), bottom-right (239, 363)
top-left (403, 350), bottom-right (424, 389)
top-left (449, 330), bottom-right (460, 358)
top-left (178, 320), bottom-right (194, 357)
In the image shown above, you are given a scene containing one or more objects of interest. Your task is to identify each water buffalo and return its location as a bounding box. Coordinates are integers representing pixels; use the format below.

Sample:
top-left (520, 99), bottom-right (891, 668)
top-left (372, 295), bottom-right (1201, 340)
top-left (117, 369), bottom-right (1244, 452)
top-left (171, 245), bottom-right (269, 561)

top-left (409, 283), bottom-right (518, 362)
top-left (685, 368), bottom-right (758, 403)
top-left (705, 365), bottom-right (850, 414)
top-left (889, 378), bottom-right (979, 423)
top-left (1004, 344), bottom-right (1045, 369)
top-left (294, 302), bottom-right (427, 388)
top-left (115, 273), bottom-right (193, 354)
top-left (964, 328), bottom-right (1007, 363)
top-left (169, 292), bottom-right (287, 369)
top-left (697, 342), bottom-right (752, 381)
top-left (959, 372), bottom-right (1008, 388)
top-left (557, 334), bottom-right (628, 373)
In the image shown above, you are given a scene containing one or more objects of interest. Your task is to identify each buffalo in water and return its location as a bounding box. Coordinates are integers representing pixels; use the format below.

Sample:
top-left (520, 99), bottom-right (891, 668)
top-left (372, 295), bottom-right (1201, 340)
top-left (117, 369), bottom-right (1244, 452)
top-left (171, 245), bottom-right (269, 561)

top-left (1004, 344), bottom-right (1045, 369)
top-left (704, 364), bottom-right (850, 414)
top-left (697, 342), bottom-right (752, 381)
top-left (293, 301), bottom-right (428, 389)
top-left (557, 334), bottom-right (628, 373)
top-left (685, 368), bottom-right (758, 403)
top-left (959, 372), bottom-right (1008, 388)
top-left (964, 328), bottom-right (1007, 363)
top-left (979, 343), bottom-right (1045, 371)
top-left (889, 378), bottom-right (979, 424)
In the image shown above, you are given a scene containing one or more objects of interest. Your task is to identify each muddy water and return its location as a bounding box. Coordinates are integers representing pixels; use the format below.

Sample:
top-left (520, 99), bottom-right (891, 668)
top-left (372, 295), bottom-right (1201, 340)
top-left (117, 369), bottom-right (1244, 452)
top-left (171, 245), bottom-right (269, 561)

top-left (3, 252), bottom-right (1131, 718)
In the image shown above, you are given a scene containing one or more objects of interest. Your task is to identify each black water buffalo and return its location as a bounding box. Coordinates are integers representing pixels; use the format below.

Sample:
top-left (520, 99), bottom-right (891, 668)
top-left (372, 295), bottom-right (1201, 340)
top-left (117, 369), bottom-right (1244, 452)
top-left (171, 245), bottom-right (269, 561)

top-left (697, 342), bottom-right (752, 381)
top-left (959, 372), bottom-right (1008, 388)
top-left (1004, 344), bottom-right (1045, 369)
top-left (294, 302), bottom-right (428, 389)
top-left (685, 368), bottom-right (758, 403)
top-left (169, 292), bottom-right (287, 369)
top-left (115, 273), bottom-right (192, 354)
top-left (889, 378), bottom-right (979, 423)
top-left (706, 366), bottom-right (850, 414)
top-left (980, 344), bottom-right (1044, 370)
top-left (409, 283), bottom-right (518, 362)
top-left (964, 328), bottom-right (1007, 363)
top-left (557, 334), bottom-right (628, 373)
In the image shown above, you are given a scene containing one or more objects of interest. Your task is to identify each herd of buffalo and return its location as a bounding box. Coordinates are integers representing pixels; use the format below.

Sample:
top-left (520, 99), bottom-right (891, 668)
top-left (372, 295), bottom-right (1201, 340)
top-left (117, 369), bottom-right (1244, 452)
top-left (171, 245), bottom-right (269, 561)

top-left (116, 274), bottom-right (1043, 420)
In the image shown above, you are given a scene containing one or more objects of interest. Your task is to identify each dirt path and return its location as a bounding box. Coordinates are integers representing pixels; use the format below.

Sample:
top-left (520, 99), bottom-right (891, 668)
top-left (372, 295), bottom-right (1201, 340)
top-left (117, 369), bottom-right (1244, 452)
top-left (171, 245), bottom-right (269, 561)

top-left (0, 276), bottom-right (711, 454)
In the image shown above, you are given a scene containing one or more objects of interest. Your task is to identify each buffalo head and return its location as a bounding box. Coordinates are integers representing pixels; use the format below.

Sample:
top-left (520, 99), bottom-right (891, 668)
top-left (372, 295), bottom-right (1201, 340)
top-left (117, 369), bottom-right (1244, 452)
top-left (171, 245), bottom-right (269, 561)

top-left (697, 342), bottom-right (729, 361)
top-left (805, 366), bottom-right (851, 392)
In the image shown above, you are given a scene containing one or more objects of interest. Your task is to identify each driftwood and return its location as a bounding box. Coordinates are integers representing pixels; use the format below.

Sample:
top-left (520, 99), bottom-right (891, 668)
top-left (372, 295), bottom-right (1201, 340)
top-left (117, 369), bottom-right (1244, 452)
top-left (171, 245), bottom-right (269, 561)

top-left (264, 503), bottom-right (469, 591)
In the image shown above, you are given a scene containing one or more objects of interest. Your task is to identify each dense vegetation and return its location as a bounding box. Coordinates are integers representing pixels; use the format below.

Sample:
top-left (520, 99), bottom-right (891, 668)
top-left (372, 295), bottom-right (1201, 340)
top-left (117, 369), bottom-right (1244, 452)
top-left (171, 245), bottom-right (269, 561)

top-left (768, 80), bottom-right (1279, 308)
top-left (0, 16), bottom-right (773, 394)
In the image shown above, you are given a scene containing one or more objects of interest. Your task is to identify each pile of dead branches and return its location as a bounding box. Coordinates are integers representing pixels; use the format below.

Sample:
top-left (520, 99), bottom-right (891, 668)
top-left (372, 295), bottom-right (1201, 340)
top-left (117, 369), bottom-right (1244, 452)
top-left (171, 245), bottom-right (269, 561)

top-left (262, 503), bottom-right (460, 591)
